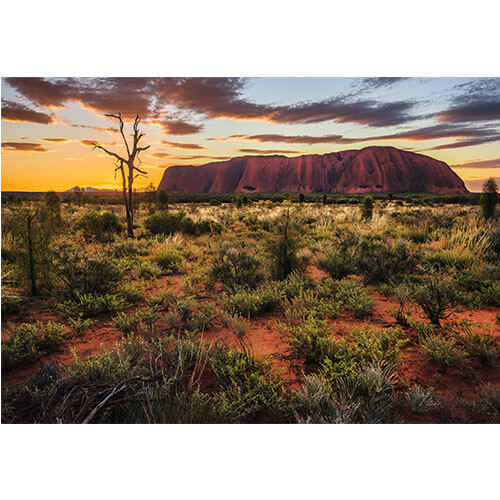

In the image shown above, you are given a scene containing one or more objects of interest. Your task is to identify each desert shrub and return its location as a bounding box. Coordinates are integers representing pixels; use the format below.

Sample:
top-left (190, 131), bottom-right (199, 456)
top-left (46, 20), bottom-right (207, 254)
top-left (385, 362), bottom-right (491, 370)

top-left (411, 277), bottom-right (460, 326)
top-left (266, 211), bottom-right (303, 280)
top-left (456, 330), bottom-right (499, 367)
top-left (116, 282), bottom-right (144, 303)
top-left (360, 196), bottom-right (374, 220)
top-left (480, 178), bottom-right (498, 220)
top-left (152, 246), bottom-right (185, 273)
top-left (423, 250), bottom-right (475, 272)
top-left (420, 334), bottom-right (468, 372)
top-left (67, 316), bottom-right (94, 338)
top-left (295, 362), bottom-right (398, 424)
top-left (2, 294), bottom-right (23, 316)
top-left (2, 206), bottom-right (62, 295)
top-left (283, 290), bottom-right (341, 325)
top-left (210, 348), bottom-right (292, 422)
top-left (144, 210), bottom-right (223, 236)
top-left (133, 260), bottom-right (162, 279)
top-left (176, 296), bottom-right (197, 321)
top-left (52, 242), bottom-right (122, 298)
top-left (111, 239), bottom-right (141, 258)
top-left (357, 237), bottom-right (418, 284)
top-left (58, 292), bottom-right (126, 318)
top-left (211, 243), bottom-right (263, 290)
top-left (146, 288), bottom-right (177, 310)
top-left (406, 385), bottom-right (441, 415)
top-left (113, 312), bottom-right (141, 335)
top-left (75, 210), bottom-right (121, 241)
top-left (221, 311), bottom-right (250, 340)
top-left (187, 303), bottom-right (217, 332)
top-left (220, 285), bottom-right (282, 318)
top-left (333, 279), bottom-right (374, 318)
top-left (317, 248), bottom-right (355, 279)
top-left (2, 321), bottom-right (65, 370)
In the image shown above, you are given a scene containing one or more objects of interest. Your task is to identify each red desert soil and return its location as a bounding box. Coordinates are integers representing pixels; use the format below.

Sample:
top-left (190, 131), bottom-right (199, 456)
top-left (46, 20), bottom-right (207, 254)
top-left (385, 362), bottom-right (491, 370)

top-left (3, 265), bottom-right (500, 417)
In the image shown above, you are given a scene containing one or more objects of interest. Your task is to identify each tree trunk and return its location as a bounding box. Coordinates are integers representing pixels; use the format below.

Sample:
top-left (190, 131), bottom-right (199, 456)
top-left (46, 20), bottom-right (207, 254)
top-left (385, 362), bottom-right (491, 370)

top-left (26, 214), bottom-right (37, 296)
top-left (127, 161), bottom-right (135, 238)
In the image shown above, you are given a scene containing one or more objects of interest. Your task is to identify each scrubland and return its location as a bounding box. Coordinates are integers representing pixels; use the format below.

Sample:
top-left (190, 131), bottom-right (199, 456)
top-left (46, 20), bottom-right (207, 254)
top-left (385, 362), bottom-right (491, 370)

top-left (2, 194), bottom-right (499, 423)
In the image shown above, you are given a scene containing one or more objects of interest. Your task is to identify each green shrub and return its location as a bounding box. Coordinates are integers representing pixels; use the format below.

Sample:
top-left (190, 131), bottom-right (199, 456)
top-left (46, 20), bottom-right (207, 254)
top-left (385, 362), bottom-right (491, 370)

top-left (116, 282), bottom-right (144, 303)
top-left (211, 244), bottom-right (263, 290)
top-left (67, 316), bottom-right (94, 337)
top-left (456, 330), bottom-right (499, 367)
top-left (220, 285), bottom-right (282, 318)
top-left (210, 348), bottom-right (291, 423)
top-left (187, 304), bottom-right (217, 332)
top-left (412, 277), bottom-right (460, 326)
top-left (317, 248), bottom-right (355, 279)
top-left (420, 334), bottom-right (468, 372)
top-left (406, 385), bottom-right (441, 415)
top-left (58, 293), bottom-right (126, 318)
top-left (1, 294), bottom-right (23, 316)
top-left (333, 279), bottom-right (374, 318)
top-left (423, 250), bottom-right (475, 272)
top-left (357, 237), bottom-right (418, 284)
top-left (133, 260), bottom-right (162, 279)
top-left (153, 246), bottom-right (185, 273)
top-left (2, 321), bottom-right (65, 370)
top-left (75, 210), bottom-right (121, 241)
top-left (360, 196), bottom-right (374, 220)
top-left (52, 242), bottom-right (122, 298)
top-left (144, 210), bottom-right (222, 236)
top-left (112, 312), bottom-right (141, 335)
top-left (295, 362), bottom-right (398, 424)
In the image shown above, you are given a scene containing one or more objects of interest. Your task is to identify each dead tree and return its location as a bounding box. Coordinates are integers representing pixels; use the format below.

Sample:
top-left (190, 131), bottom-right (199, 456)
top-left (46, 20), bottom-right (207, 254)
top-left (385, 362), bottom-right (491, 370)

top-left (92, 113), bottom-right (150, 238)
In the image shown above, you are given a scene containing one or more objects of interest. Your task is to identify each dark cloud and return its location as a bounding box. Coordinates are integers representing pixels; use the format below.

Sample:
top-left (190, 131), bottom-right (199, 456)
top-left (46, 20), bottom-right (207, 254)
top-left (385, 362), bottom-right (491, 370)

top-left (152, 152), bottom-right (172, 159)
top-left (225, 133), bottom-right (357, 145)
top-left (161, 141), bottom-right (205, 150)
top-left (438, 100), bottom-right (500, 123)
top-left (156, 119), bottom-right (204, 135)
top-left (452, 158), bottom-right (500, 169)
top-left (370, 124), bottom-right (499, 141)
top-left (42, 138), bottom-right (68, 143)
top-left (1, 99), bottom-right (54, 124)
top-left (214, 124), bottom-right (500, 148)
top-left (4, 77), bottom-right (419, 129)
top-left (429, 135), bottom-right (500, 150)
top-left (2, 141), bottom-right (49, 152)
top-left (267, 99), bottom-right (416, 127)
top-left (238, 148), bottom-right (300, 155)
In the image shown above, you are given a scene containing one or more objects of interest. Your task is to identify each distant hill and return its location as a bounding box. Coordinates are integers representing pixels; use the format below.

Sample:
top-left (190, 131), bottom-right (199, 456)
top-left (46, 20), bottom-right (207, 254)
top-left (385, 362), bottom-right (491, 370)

top-left (65, 186), bottom-right (117, 193)
top-left (159, 146), bottom-right (468, 194)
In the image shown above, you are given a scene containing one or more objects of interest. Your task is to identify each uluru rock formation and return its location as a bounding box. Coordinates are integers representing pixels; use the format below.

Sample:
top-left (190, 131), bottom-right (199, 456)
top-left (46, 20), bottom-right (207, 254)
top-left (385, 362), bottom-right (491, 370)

top-left (158, 146), bottom-right (468, 194)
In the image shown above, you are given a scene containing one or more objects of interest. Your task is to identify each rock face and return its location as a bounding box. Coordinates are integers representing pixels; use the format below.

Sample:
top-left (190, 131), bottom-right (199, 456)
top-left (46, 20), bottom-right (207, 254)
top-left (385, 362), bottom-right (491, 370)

top-left (158, 146), bottom-right (468, 194)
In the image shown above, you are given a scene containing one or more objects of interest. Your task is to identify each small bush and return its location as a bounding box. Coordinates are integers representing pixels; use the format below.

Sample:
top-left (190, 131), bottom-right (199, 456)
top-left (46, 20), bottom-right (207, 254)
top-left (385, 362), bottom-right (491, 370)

top-left (334, 279), bottom-right (374, 318)
top-left (58, 293), bottom-right (126, 318)
top-left (112, 312), bottom-right (141, 335)
top-left (420, 334), bottom-right (468, 372)
top-left (144, 210), bottom-right (222, 236)
top-left (317, 248), bottom-right (355, 279)
top-left (1, 294), bottom-right (23, 316)
top-left (406, 385), bottom-right (441, 415)
top-left (67, 316), bottom-right (94, 338)
top-left (412, 277), bottom-right (460, 326)
top-left (152, 246), bottom-right (185, 273)
top-left (2, 321), bottom-right (65, 370)
top-left (75, 210), bottom-right (121, 241)
top-left (211, 244), bottom-right (263, 290)
top-left (457, 330), bottom-right (499, 367)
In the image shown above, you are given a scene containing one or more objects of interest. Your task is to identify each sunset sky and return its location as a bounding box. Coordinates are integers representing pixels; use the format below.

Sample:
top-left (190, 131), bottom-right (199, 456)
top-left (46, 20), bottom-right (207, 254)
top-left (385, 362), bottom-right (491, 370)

top-left (1, 77), bottom-right (500, 192)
